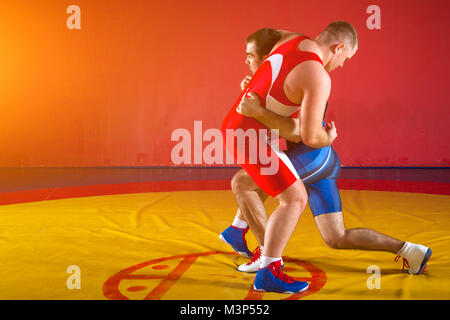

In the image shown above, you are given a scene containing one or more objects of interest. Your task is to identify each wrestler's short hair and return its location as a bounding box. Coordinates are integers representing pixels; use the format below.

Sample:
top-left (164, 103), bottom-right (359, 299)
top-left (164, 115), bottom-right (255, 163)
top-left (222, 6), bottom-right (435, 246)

top-left (246, 28), bottom-right (282, 58)
top-left (321, 21), bottom-right (358, 50)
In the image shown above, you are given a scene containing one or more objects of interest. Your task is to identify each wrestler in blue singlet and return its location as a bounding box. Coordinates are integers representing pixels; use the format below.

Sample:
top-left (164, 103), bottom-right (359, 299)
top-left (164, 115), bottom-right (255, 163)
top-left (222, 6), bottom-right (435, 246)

top-left (286, 103), bottom-right (342, 216)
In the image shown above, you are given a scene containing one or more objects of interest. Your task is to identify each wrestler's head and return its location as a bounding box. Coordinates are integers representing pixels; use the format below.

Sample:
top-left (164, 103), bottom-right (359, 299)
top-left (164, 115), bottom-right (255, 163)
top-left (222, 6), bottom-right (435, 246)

top-left (316, 21), bottom-right (358, 72)
top-left (245, 28), bottom-right (282, 74)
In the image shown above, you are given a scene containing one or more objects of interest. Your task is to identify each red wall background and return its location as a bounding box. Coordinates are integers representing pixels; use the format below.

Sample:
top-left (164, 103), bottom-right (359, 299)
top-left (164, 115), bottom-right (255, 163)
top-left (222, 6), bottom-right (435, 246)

top-left (0, 0), bottom-right (448, 167)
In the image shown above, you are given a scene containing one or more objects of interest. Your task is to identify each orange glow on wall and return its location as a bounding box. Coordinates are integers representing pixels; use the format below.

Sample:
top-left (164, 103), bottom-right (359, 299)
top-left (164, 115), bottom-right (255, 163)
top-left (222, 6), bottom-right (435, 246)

top-left (0, 0), bottom-right (448, 167)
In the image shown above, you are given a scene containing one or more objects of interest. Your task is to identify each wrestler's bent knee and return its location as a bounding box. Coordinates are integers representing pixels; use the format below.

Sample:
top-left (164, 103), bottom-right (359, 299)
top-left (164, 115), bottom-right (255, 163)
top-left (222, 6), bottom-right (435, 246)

top-left (322, 232), bottom-right (347, 249)
top-left (231, 170), bottom-right (255, 194)
top-left (277, 181), bottom-right (308, 207)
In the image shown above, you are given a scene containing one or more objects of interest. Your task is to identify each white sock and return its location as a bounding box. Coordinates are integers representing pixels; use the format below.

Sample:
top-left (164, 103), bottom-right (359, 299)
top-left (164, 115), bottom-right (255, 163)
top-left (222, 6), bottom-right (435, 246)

top-left (260, 255), bottom-right (282, 268)
top-left (259, 247), bottom-right (283, 265)
top-left (232, 216), bottom-right (248, 229)
top-left (397, 241), bottom-right (414, 259)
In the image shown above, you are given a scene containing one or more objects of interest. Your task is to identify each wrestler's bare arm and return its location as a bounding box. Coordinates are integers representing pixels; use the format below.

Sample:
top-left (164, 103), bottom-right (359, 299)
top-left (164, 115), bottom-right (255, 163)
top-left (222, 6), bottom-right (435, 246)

top-left (295, 61), bottom-right (336, 148)
top-left (237, 62), bottom-right (336, 145)
top-left (237, 95), bottom-right (302, 143)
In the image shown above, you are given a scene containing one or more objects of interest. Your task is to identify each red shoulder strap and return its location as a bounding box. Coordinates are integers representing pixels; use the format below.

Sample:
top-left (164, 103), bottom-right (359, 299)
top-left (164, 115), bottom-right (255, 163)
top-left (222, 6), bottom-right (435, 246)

top-left (269, 36), bottom-right (323, 106)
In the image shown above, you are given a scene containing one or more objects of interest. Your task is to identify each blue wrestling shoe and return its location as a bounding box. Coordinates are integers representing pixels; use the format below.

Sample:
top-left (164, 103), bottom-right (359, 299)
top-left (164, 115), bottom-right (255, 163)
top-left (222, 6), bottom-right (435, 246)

top-left (253, 260), bottom-right (309, 294)
top-left (219, 226), bottom-right (253, 258)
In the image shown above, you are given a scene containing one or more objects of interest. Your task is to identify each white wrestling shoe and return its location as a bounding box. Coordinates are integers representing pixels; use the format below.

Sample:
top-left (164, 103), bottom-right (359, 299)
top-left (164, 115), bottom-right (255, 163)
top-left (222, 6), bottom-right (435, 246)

top-left (396, 242), bottom-right (432, 275)
top-left (238, 246), bottom-right (284, 273)
top-left (238, 246), bottom-right (262, 273)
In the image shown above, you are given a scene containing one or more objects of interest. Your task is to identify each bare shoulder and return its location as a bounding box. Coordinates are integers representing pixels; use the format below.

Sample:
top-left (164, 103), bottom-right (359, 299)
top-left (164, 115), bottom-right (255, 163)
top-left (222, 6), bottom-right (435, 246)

top-left (270, 31), bottom-right (305, 54)
top-left (297, 38), bottom-right (321, 52)
top-left (288, 61), bottom-right (330, 91)
top-left (277, 30), bottom-right (305, 38)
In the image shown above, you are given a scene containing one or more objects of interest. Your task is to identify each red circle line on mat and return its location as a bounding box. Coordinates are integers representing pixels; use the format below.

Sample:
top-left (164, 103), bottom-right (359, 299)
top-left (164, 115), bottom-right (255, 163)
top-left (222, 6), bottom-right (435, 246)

top-left (102, 251), bottom-right (326, 300)
top-left (0, 179), bottom-right (448, 206)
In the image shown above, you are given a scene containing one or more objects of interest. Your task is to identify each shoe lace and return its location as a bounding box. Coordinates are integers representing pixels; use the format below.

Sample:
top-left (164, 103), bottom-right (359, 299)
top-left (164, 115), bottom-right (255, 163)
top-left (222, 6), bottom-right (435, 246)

top-left (246, 246), bottom-right (261, 266)
top-left (395, 255), bottom-right (410, 272)
top-left (269, 260), bottom-right (294, 284)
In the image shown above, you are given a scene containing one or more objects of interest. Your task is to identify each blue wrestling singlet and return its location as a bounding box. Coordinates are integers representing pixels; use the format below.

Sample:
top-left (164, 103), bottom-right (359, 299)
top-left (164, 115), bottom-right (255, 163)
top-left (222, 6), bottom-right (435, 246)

top-left (285, 140), bottom-right (342, 216)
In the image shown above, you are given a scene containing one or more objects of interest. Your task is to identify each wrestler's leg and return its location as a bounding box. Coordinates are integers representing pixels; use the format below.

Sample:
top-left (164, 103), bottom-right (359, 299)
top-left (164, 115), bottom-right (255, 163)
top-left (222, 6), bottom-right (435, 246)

top-left (262, 179), bottom-right (308, 257)
top-left (233, 188), bottom-right (268, 229)
top-left (314, 211), bottom-right (404, 253)
top-left (253, 179), bottom-right (310, 293)
top-left (307, 176), bottom-right (404, 252)
top-left (233, 208), bottom-right (246, 223)
top-left (310, 178), bottom-right (431, 274)
top-left (231, 169), bottom-right (269, 246)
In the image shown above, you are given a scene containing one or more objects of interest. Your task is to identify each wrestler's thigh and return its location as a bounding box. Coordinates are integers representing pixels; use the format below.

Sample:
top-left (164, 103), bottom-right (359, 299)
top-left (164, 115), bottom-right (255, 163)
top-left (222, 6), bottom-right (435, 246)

top-left (314, 211), bottom-right (345, 240)
top-left (231, 169), bottom-right (261, 191)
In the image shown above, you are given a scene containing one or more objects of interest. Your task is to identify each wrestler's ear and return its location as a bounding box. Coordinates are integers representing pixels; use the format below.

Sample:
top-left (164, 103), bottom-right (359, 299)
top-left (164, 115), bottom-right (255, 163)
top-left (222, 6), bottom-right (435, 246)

top-left (331, 43), bottom-right (345, 54)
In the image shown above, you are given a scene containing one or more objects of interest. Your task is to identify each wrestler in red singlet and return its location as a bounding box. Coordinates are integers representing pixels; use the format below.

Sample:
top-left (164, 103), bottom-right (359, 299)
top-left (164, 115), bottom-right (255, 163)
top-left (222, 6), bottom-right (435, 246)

top-left (222, 35), bottom-right (323, 197)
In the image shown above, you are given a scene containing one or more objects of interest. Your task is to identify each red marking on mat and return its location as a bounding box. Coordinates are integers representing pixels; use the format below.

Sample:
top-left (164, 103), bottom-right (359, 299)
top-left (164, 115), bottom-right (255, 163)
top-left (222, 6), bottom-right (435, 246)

top-left (244, 257), bottom-right (327, 300)
top-left (102, 252), bottom-right (326, 300)
top-left (103, 251), bottom-right (235, 300)
top-left (282, 266), bottom-right (297, 272)
top-left (126, 286), bottom-right (147, 292)
top-left (0, 180), bottom-right (230, 206)
top-left (144, 255), bottom-right (198, 300)
top-left (152, 265), bottom-right (169, 270)
top-left (1, 179), bottom-right (448, 206)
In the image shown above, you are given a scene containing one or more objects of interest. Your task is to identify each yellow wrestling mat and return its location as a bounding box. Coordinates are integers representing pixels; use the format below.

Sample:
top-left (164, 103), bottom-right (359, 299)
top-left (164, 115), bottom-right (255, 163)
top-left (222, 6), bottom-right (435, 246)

top-left (0, 189), bottom-right (449, 300)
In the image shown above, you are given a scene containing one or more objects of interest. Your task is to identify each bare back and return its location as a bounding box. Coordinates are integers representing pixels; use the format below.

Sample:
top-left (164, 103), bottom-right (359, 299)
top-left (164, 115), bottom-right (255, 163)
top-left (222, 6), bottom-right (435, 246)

top-left (283, 38), bottom-right (329, 105)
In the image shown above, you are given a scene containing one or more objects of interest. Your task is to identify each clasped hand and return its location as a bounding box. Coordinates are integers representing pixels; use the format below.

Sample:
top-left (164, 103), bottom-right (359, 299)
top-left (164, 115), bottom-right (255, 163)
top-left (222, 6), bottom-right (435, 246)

top-left (236, 92), bottom-right (262, 118)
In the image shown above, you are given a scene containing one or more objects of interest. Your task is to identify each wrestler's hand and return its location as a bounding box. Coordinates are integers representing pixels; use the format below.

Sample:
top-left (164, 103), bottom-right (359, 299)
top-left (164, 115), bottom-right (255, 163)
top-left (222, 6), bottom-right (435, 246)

top-left (324, 121), bottom-right (338, 144)
top-left (240, 76), bottom-right (252, 91)
top-left (236, 92), bottom-right (263, 118)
